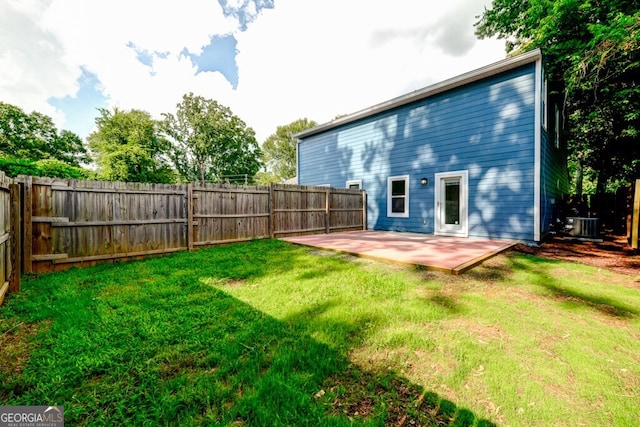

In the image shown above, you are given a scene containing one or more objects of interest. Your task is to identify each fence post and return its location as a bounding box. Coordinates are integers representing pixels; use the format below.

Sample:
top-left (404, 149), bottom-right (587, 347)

top-left (627, 183), bottom-right (633, 241)
top-left (21, 176), bottom-right (33, 273)
top-left (187, 183), bottom-right (194, 251)
top-left (325, 188), bottom-right (330, 234)
top-left (269, 183), bottom-right (275, 238)
top-left (362, 190), bottom-right (367, 231)
top-left (632, 179), bottom-right (640, 250)
top-left (9, 183), bottom-right (20, 293)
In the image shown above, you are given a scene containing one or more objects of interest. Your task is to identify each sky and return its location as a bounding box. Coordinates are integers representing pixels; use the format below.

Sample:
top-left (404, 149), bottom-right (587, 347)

top-left (0, 0), bottom-right (507, 144)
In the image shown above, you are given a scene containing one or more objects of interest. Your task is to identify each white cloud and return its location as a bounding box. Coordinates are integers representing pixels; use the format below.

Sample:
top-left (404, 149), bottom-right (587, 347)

top-left (234, 0), bottom-right (505, 141)
top-left (0, 0), bottom-right (76, 124)
top-left (0, 0), bottom-right (505, 144)
top-left (1, 0), bottom-right (238, 130)
top-left (40, 0), bottom-right (239, 121)
top-left (43, 0), bottom-right (236, 55)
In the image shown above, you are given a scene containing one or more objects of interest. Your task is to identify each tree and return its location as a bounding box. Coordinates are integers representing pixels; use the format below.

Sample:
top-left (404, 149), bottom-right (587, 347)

top-left (475, 1), bottom-right (640, 193)
top-left (565, 12), bottom-right (640, 192)
top-left (254, 171), bottom-right (282, 186)
top-left (162, 93), bottom-right (262, 184)
top-left (88, 108), bottom-right (176, 183)
top-left (0, 102), bottom-right (89, 166)
top-left (261, 118), bottom-right (317, 182)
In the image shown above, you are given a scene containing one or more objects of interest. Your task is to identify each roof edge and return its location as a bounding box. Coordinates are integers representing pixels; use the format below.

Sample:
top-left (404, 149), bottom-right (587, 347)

top-left (294, 49), bottom-right (542, 139)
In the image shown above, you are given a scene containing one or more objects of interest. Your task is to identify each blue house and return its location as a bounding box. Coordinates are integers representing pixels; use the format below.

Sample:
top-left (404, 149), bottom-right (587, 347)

top-left (295, 49), bottom-right (567, 242)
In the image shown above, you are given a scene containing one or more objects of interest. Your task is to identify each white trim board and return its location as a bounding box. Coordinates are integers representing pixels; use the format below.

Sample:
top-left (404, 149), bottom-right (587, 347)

top-left (533, 58), bottom-right (542, 242)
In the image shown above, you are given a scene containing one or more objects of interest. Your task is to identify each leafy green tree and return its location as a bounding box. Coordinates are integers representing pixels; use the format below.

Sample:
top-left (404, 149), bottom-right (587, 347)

top-left (565, 12), bottom-right (640, 192)
top-left (0, 102), bottom-right (89, 166)
top-left (262, 118), bottom-right (317, 182)
top-left (254, 171), bottom-right (282, 186)
top-left (88, 108), bottom-right (176, 183)
top-left (475, 1), bottom-right (640, 194)
top-left (54, 130), bottom-right (90, 167)
top-left (162, 93), bottom-right (262, 184)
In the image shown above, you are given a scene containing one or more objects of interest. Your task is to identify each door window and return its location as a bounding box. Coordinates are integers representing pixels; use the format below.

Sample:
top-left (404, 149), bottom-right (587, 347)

top-left (444, 179), bottom-right (460, 225)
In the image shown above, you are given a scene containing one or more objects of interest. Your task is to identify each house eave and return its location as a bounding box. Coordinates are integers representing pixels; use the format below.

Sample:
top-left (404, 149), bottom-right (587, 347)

top-left (294, 48), bottom-right (543, 140)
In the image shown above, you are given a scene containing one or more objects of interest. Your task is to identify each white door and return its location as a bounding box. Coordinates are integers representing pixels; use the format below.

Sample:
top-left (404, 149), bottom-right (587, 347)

top-left (434, 171), bottom-right (468, 237)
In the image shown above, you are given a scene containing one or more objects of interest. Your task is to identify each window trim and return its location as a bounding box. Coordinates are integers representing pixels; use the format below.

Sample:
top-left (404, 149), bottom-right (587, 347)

top-left (346, 179), bottom-right (362, 190)
top-left (387, 175), bottom-right (410, 218)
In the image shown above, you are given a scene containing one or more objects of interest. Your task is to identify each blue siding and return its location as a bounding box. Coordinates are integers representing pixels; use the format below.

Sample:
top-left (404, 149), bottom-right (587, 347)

top-left (299, 64), bottom-right (538, 241)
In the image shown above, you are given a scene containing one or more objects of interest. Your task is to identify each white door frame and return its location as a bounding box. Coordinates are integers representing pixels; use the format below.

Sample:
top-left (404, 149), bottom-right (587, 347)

top-left (434, 170), bottom-right (468, 237)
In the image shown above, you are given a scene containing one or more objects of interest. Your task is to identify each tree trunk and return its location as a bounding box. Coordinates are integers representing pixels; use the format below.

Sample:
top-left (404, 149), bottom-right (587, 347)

top-left (575, 160), bottom-right (583, 197)
top-left (594, 170), bottom-right (609, 219)
top-left (596, 170), bottom-right (607, 195)
top-left (199, 161), bottom-right (205, 184)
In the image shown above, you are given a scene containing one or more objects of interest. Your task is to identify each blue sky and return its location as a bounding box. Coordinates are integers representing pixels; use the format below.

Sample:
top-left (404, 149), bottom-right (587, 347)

top-left (0, 0), bottom-right (505, 143)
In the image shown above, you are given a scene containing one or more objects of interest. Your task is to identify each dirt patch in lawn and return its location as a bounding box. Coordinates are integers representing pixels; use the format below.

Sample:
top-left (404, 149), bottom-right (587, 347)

top-left (0, 320), bottom-right (49, 399)
top-left (319, 367), bottom-right (496, 426)
top-left (515, 233), bottom-right (640, 278)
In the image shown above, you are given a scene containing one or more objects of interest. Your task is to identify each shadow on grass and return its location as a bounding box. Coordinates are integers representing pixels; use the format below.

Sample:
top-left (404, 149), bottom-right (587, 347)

top-left (510, 253), bottom-right (638, 319)
top-left (428, 293), bottom-right (463, 313)
top-left (1, 239), bottom-right (498, 426)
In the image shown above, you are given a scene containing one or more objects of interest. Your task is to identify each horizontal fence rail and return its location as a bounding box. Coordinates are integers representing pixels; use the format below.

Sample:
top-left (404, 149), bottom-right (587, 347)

top-left (16, 177), bottom-right (366, 273)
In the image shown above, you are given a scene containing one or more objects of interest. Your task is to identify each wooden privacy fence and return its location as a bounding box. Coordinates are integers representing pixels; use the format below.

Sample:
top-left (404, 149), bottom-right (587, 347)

top-left (19, 177), bottom-right (366, 273)
top-left (0, 172), bottom-right (20, 305)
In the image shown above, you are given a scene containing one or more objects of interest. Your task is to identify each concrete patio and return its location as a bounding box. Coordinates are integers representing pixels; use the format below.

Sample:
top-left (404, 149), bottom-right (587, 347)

top-left (280, 231), bottom-right (516, 275)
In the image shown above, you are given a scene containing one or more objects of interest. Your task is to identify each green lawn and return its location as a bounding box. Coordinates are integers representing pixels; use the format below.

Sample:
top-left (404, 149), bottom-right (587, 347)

top-left (1, 239), bottom-right (639, 426)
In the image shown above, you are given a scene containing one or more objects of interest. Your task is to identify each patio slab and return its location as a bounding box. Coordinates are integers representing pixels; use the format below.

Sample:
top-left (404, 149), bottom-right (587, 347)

top-left (280, 231), bottom-right (516, 274)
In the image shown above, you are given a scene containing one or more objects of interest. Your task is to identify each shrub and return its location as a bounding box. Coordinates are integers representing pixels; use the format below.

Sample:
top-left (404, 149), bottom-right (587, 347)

top-left (0, 157), bottom-right (40, 177)
top-left (0, 156), bottom-right (94, 180)
top-left (35, 159), bottom-right (92, 179)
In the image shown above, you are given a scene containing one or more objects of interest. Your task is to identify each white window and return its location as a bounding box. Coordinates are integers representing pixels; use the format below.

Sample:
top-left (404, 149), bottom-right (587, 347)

top-left (387, 175), bottom-right (409, 218)
top-left (346, 179), bottom-right (362, 190)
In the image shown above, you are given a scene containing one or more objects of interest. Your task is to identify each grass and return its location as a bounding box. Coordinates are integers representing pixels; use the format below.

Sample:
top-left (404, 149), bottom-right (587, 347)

top-left (1, 239), bottom-right (639, 426)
